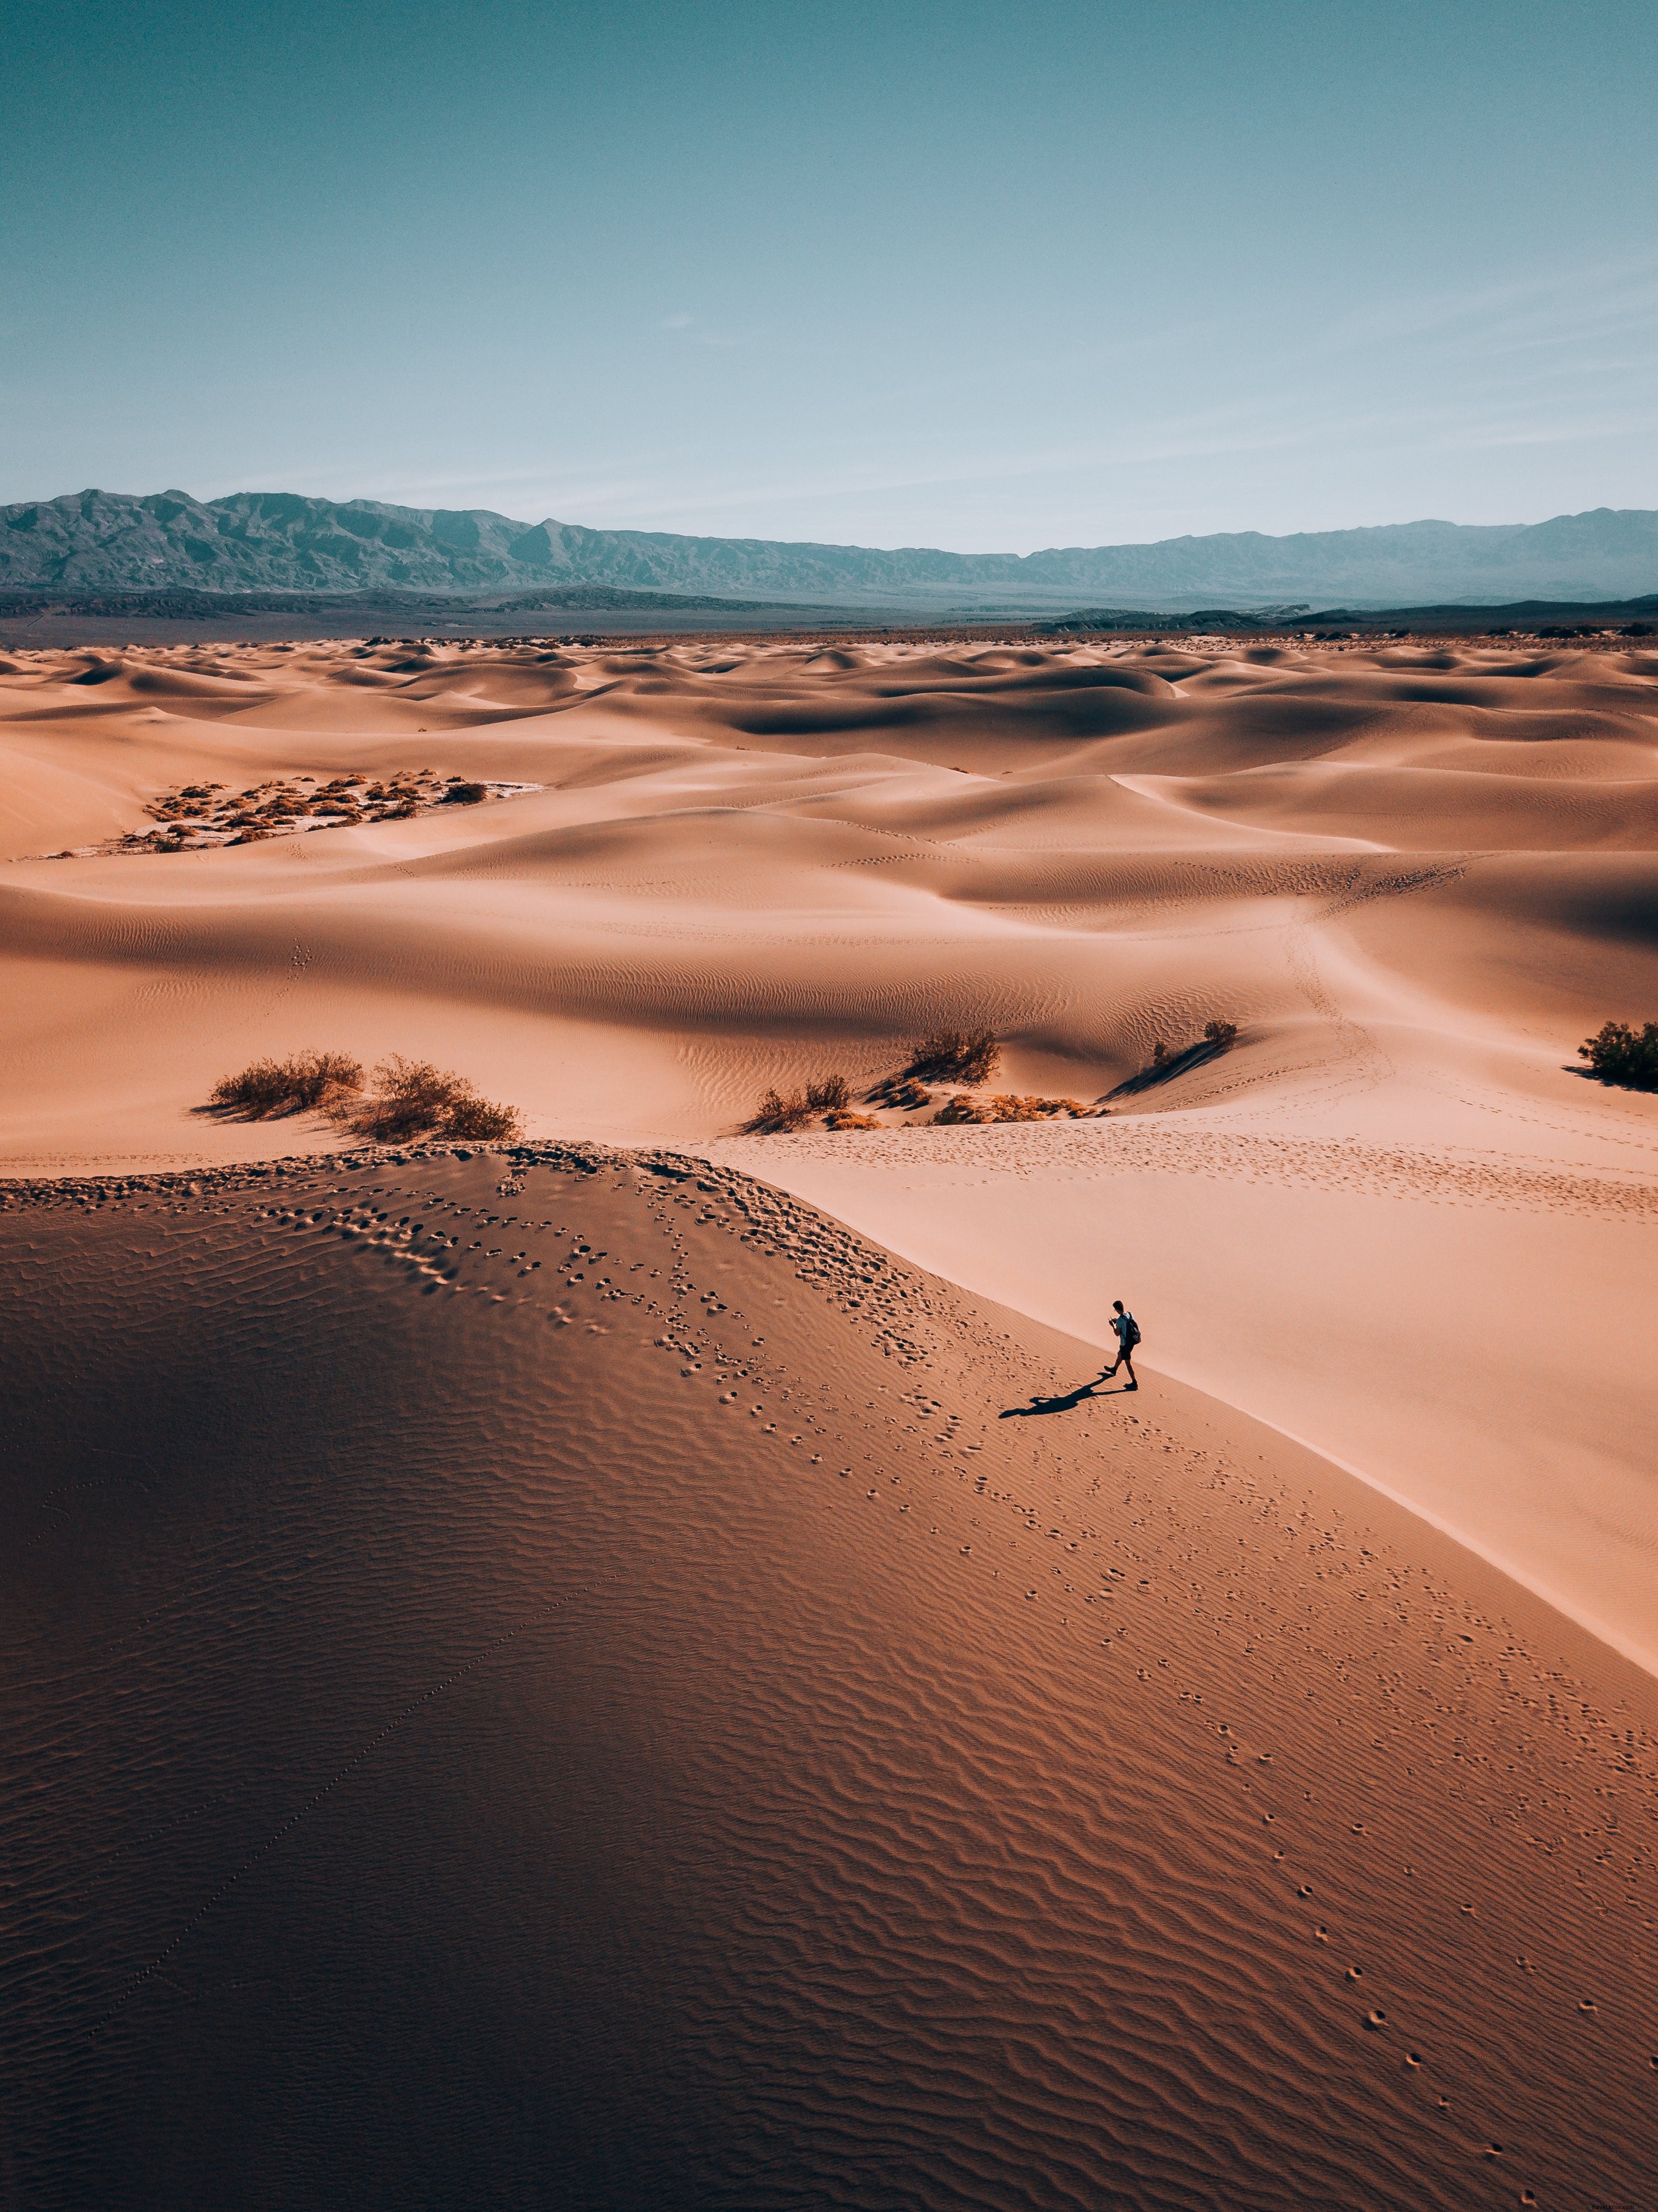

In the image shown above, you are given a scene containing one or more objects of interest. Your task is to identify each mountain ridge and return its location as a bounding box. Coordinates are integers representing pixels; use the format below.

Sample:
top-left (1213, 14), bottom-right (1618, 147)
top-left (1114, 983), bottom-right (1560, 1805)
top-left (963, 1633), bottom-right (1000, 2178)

top-left (3, 486), bottom-right (1655, 609)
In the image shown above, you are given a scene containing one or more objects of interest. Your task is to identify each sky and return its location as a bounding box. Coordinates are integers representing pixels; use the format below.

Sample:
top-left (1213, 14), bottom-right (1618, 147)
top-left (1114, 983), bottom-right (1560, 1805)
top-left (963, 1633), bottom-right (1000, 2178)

top-left (3, 0), bottom-right (1655, 552)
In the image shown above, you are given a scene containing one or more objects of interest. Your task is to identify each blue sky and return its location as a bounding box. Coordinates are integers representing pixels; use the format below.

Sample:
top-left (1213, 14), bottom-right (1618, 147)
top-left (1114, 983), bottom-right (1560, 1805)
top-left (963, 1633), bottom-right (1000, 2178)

top-left (4, 0), bottom-right (1655, 549)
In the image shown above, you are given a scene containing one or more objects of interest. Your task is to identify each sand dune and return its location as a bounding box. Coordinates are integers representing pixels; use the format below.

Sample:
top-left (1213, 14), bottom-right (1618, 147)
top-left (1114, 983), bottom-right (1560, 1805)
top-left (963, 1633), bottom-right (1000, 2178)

top-left (3, 633), bottom-right (1656, 2202)
top-left (2, 1148), bottom-right (1655, 2209)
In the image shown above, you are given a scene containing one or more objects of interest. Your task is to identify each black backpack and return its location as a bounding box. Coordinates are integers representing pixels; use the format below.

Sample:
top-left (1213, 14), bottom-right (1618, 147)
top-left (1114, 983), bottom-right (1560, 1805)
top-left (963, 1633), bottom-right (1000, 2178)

top-left (1123, 1314), bottom-right (1141, 1349)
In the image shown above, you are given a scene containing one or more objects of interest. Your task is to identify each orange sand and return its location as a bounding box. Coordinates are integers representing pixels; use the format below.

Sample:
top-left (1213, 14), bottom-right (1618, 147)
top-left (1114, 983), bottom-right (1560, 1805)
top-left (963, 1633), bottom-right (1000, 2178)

top-left (2, 634), bottom-right (1656, 2203)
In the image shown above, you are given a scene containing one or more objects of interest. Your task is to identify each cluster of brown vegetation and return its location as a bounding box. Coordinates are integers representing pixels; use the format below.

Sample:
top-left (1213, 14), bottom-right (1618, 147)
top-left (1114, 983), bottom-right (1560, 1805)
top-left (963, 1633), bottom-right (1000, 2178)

top-left (865, 1075), bottom-right (933, 1110)
top-left (743, 1029), bottom-right (1036, 1135)
top-left (901, 1028), bottom-right (1001, 1085)
top-left (207, 1051), bottom-right (523, 1142)
top-left (349, 1057), bottom-right (524, 1143)
top-left (1144, 1017), bottom-right (1239, 1070)
top-left (742, 1072), bottom-right (857, 1134)
top-left (207, 1050), bottom-right (364, 1118)
top-left (1578, 1019), bottom-right (1658, 1091)
top-left (87, 770), bottom-right (518, 856)
top-left (1104, 1017), bottom-right (1242, 1101)
top-left (932, 1092), bottom-right (1091, 1125)
top-left (744, 1030), bottom-right (1018, 1135)
top-left (743, 1090), bottom-right (810, 1134)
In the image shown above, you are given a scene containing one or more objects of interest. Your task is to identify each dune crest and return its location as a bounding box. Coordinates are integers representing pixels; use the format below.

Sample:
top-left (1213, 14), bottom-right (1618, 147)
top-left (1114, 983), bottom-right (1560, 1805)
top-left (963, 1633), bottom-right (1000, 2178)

top-left (2, 1145), bottom-right (1655, 2207)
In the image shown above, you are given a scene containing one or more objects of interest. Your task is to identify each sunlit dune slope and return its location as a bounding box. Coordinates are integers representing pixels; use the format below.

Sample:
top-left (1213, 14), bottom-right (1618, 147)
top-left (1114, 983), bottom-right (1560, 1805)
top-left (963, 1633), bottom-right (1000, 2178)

top-left (3, 1147), bottom-right (1655, 2211)
top-left (2, 634), bottom-right (1655, 1148)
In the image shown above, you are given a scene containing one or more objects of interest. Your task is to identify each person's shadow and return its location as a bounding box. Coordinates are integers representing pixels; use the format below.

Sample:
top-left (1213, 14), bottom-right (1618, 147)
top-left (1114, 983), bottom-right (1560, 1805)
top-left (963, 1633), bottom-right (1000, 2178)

top-left (1000, 1372), bottom-right (1129, 1418)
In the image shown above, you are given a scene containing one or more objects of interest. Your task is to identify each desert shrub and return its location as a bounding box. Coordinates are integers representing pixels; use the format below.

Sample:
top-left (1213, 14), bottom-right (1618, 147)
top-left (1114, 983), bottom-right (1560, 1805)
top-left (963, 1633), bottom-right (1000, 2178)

top-left (439, 781), bottom-right (488, 805)
top-left (866, 1075), bottom-right (933, 1109)
top-left (806, 1072), bottom-right (851, 1112)
top-left (905, 1028), bottom-right (1000, 1084)
top-left (208, 1049), bottom-right (364, 1119)
top-left (742, 1087), bottom-right (813, 1134)
top-left (956, 1029), bottom-right (1000, 1084)
top-left (933, 1093), bottom-right (993, 1125)
top-left (345, 1057), bottom-right (454, 1140)
top-left (441, 1091), bottom-right (525, 1142)
top-left (343, 1056), bottom-right (524, 1142)
top-left (824, 1109), bottom-right (880, 1130)
top-left (209, 1059), bottom-right (297, 1117)
top-left (934, 1091), bottom-right (1086, 1125)
top-left (1150, 1040), bottom-right (1171, 1066)
top-left (1578, 1020), bottom-right (1658, 1091)
top-left (1203, 1019), bottom-right (1239, 1049)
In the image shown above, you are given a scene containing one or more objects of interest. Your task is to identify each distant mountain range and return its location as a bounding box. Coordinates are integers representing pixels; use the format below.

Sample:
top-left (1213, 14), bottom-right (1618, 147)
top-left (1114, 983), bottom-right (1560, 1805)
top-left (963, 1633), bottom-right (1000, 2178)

top-left (3, 487), bottom-right (1655, 610)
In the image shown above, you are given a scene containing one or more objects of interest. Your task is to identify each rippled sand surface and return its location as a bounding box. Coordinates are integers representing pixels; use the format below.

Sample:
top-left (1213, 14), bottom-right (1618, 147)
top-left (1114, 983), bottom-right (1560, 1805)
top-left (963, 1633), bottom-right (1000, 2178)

top-left (2, 1149), bottom-right (1656, 2210)
top-left (2, 634), bottom-right (1656, 2204)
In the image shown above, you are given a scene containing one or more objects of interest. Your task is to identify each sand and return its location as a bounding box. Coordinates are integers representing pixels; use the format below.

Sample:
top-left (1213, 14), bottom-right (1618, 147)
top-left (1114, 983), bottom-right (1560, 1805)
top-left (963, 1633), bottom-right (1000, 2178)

top-left (2, 633), bottom-right (1656, 2204)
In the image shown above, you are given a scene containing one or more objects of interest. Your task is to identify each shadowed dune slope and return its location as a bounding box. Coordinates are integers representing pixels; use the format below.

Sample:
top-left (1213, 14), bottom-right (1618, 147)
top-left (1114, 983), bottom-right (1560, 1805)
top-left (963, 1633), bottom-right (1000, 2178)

top-left (2, 1149), bottom-right (1656, 2211)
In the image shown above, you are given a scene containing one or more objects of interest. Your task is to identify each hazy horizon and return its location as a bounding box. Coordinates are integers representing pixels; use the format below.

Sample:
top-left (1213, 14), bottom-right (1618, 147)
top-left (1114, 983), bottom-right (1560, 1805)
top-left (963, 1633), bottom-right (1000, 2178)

top-left (6, 0), bottom-right (1656, 553)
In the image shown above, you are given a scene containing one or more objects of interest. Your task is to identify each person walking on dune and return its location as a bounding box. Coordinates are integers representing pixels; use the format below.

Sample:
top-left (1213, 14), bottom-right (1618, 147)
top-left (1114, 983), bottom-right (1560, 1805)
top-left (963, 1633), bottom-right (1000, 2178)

top-left (1102, 1299), bottom-right (1140, 1390)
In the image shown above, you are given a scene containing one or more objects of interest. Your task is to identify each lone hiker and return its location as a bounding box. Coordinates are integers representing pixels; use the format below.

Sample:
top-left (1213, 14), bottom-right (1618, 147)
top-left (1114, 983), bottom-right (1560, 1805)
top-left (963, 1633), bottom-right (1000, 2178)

top-left (1103, 1299), bottom-right (1140, 1389)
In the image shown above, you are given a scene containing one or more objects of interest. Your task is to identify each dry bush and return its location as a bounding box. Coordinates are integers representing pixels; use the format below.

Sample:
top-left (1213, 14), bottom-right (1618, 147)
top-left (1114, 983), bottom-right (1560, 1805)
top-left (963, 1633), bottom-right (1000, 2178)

top-left (933, 1091), bottom-right (1087, 1125)
top-left (441, 1091), bottom-right (524, 1142)
top-left (806, 1072), bottom-right (851, 1112)
top-left (867, 1076), bottom-right (933, 1109)
top-left (438, 781), bottom-right (488, 806)
top-left (1578, 1019), bottom-right (1658, 1090)
top-left (344, 1058), bottom-right (454, 1142)
top-left (742, 1086), bottom-right (813, 1134)
top-left (1203, 1019), bottom-right (1239, 1049)
top-left (208, 1050), bottom-right (364, 1119)
top-left (344, 1056), bottom-right (524, 1143)
top-left (823, 1109), bottom-right (880, 1130)
top-left (905, 1028), bottom-right (1000, 1084)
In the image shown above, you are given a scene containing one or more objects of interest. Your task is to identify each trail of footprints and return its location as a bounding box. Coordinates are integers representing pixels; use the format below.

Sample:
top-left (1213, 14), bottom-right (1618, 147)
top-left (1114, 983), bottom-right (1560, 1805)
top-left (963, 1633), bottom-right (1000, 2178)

top-left (288, 1145), bottom-right (1658, 2188)
top-left (7, 1137), bottom-right (1657, 2199)
top-left (728, 1122), bottom-right (1658, 1221)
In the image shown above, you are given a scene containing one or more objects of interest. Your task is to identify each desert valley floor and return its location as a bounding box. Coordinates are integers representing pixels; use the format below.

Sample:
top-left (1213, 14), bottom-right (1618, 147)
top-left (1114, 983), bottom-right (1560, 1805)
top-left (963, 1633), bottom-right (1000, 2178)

top-left (2, 633), bottom-right (1656, 2207)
